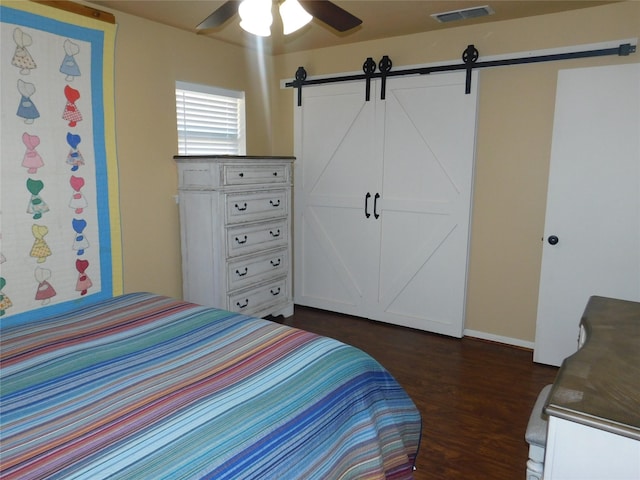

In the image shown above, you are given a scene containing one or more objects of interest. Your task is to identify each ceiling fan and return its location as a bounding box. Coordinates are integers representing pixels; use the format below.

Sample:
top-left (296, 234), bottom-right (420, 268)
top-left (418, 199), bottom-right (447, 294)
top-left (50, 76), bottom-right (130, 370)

top-left (196, 0), bottom-right (362, 36)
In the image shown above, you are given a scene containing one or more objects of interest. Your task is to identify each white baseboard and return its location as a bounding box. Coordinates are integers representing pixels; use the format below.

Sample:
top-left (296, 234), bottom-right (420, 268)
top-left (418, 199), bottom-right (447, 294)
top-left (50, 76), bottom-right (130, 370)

top-left (464, 328), bottom-right (534, 350)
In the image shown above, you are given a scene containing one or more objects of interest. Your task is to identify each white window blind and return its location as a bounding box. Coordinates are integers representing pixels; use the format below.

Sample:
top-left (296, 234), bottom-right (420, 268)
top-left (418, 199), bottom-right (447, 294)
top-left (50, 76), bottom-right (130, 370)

top-left (176, 81), bottom-right (246, 155)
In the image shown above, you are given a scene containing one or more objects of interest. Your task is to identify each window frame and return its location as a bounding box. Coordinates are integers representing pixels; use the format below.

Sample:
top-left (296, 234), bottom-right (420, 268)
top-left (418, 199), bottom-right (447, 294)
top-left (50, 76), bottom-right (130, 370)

top-left (175, 81), bottom-right (246, 156)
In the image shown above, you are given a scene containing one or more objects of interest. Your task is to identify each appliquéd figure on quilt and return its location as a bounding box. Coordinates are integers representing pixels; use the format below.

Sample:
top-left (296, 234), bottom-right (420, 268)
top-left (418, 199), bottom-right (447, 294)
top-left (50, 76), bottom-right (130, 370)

top-left (21, 132), bottom-right (44, 174)
top-left (26, 178), bottom-right (49, 220)
top-left (34, 268), bottom-right (56, 305)
top-left (69, 176), bottom-right (87, 214)
top-left (72, 218), bottom-right (89, 256)
top-left (75, 259), bottom-right (92, 296)
top-left (11, 27), bottom-right (37, 75)
top-left (0, 277), bottom-right (12, 317)
top-left (16, 79), bottom-right (39, 124)
top-left (60, 39), bottom-right (81, 81)
top-left (62, 85), bottom-right (82, 127)
top-left (0, 233), bottom-right (5, 265)
top-left (66, 133), bottom-right (84, 171)
top-left (30, 224), bottom-right (52, 264)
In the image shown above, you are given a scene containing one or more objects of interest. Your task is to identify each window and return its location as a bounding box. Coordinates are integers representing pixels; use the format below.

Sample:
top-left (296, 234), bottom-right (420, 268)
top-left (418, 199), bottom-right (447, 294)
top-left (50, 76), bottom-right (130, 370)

top-left (175, 81), bottom-right (246, 155)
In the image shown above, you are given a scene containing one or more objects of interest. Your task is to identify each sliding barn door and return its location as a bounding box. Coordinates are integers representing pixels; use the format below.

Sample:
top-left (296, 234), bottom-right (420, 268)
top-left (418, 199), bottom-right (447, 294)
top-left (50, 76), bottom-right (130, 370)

top-left (294, 81), bottom-right (381, 317)
top-left (294, 72), bottom-right (478, 336)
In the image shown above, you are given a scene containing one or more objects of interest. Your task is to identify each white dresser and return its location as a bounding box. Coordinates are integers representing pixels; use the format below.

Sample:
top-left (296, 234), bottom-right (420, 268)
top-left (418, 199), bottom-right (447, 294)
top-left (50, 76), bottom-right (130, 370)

top-left (175, 156), bottom-right (295, 318)
top-left (542, 296), bottom-right (640, 479)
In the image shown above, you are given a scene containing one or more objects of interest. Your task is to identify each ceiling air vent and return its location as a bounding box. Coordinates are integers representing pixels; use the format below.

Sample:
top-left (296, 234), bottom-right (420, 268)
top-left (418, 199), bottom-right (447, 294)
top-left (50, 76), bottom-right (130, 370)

top-left (431, 5), bottom-right (494, 23)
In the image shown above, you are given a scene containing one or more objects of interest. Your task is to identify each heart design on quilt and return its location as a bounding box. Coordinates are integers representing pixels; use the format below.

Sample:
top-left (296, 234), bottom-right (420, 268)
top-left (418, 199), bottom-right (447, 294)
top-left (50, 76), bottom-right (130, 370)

top-left (70, 175), bottom-right (84, 192)
top-left (72, 218), bottom-right (87, 234)
top-left (23, 132), bottom-right (41, 150)
top-left (67, 132), bottom-right (81, 150)
top-left (76, 259), bottom-right (89, 273)
top-left (64, 85), bottom-right (80, 103)
top-left (26, 178), bottom-right (44, 195)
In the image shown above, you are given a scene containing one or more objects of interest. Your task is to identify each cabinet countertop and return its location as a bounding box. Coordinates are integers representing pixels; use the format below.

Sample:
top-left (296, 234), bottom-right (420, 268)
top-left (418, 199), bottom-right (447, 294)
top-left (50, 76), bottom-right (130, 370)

top-left (545, 295), bottom-right (640, 440)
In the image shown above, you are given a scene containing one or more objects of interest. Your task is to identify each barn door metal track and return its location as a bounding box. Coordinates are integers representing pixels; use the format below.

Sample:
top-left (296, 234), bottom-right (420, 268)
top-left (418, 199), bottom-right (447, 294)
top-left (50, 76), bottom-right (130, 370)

top-left (286, 43), bottom-right (636, 105)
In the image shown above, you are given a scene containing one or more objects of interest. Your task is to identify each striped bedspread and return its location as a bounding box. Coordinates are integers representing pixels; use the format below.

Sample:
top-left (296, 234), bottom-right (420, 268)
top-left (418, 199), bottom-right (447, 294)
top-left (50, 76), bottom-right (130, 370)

top-left (1, 293), bottom-right (421, 479)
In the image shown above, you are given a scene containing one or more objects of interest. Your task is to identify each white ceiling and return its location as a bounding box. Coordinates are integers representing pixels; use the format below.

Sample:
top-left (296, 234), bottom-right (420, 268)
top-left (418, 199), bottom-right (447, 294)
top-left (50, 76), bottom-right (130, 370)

top-left (91, 1), bottom-right (617, 55)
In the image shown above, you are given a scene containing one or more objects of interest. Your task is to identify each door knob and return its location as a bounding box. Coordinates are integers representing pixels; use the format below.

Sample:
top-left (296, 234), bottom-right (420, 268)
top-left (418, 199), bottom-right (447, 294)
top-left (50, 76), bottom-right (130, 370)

top-left (547, 235), bottom-right (559, 245)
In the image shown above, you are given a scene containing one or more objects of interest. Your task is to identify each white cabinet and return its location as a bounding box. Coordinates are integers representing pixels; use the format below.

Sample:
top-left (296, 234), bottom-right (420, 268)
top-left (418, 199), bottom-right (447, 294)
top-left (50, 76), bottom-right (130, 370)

top-left (294, 72), bottom-right (478, 336)
top-left (544, 417), bottom-right (640, 480)
top-left (176, 156), bottom-right (294, 318)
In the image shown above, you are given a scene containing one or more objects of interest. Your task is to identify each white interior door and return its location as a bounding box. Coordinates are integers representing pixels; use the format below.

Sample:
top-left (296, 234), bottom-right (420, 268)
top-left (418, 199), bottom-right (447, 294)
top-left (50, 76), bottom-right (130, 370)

top-left (294, 72), bottom-right (478, 336)
top-left (534, 63), bottom-right (640, 366)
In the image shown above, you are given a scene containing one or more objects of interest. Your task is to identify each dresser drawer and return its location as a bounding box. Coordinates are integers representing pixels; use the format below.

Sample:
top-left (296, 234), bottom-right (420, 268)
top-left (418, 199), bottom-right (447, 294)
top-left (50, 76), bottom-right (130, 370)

top-left (227, 219), bottom-right (288, 257)
top-left (228, 277), bottom-right (288, 315)
top-left (227, 248), bottom-right (288, 291)
top-left (225, 190), bottom-right (288, 224)
top-left (178, 163), bottom-right (217, 189)
top-left (223, 164), bottom-right (289, 186)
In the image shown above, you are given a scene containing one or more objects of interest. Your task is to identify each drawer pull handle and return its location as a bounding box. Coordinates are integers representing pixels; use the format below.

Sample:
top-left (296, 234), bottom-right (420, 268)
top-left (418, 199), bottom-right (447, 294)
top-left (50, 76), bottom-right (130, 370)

top-left (270, 259), bottom-right (281, 267)
top-left (235, 235), bottom-right (248, 244)
top-left (235, 202), bottom-right (248, 211)
top-left (269, 199), bottom-right (281, 207)
top-left (270, 287), bottom-right (281, 296)
top-left (273, 172), bottom-right (278, 176)
top-left (235, 267), bottom-right (248, 277)
top-left (239, 172), bottom-right (244, 178)
top-left (270, 229), bottom-right (281, 238)
top-left (236, 299), bottom-right (249, 309)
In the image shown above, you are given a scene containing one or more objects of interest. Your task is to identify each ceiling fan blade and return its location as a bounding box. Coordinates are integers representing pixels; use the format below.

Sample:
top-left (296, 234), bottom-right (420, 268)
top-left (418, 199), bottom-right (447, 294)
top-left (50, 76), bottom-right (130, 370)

top-left (299, 1), bottom-right (362, 32)
top-left (196, 1), bottom-right (240, 31)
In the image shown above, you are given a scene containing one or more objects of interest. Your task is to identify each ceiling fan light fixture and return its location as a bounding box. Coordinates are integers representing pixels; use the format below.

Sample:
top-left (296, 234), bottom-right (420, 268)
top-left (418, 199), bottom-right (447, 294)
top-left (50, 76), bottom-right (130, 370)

top-left (238, 0), bottom-right (273, 36)
top-left (279, 0), bottom-right (313, 35)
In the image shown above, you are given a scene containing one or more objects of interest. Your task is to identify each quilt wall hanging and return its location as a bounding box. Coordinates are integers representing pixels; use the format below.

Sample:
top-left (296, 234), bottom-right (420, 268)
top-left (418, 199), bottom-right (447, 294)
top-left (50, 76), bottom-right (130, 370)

top-left (0, 1), bottom-right (121, 327)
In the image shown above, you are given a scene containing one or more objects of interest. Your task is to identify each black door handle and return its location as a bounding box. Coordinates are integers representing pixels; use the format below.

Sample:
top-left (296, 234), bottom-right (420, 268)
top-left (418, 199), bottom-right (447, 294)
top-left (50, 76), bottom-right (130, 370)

top-left (548, 235), bottom-right (559, 245)
top-left (373, 193), bottom-right (380, 219)
top-left (365, 192), bottom-right (371, 218)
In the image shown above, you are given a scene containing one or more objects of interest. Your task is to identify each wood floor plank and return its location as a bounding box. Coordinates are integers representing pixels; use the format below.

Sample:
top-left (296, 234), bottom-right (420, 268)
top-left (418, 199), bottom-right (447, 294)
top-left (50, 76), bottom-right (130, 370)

top-left (282, 306), bottom-right (558, 480)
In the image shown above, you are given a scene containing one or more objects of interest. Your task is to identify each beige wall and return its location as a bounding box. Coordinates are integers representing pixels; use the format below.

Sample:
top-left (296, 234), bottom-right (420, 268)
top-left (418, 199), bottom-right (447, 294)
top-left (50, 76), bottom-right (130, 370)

top-left (273, 1), bottom-right (639, 344)
top-left (103, 10), bottom-right (279, 298)
top-left (95, 1), bottom-right (638, 344)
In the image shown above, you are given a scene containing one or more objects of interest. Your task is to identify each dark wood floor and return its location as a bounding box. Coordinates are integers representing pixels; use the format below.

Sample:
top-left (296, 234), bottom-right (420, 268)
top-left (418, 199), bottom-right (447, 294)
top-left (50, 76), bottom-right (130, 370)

top-left (281, 305), bottom-right (558, 480)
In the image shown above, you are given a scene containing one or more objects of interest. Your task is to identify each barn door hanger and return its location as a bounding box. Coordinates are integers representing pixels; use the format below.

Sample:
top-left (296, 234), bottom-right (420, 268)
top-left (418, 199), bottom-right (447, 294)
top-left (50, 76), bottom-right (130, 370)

top-left (362, 55), bottom-right (392, 101)
top-left (292, 55), bottom-right (393, 106)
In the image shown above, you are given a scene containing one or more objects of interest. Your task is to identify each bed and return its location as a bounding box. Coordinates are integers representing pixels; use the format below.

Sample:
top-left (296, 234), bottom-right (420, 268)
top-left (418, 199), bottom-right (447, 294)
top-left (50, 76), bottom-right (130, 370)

top-left (1, 293), bottom-right (421, 479)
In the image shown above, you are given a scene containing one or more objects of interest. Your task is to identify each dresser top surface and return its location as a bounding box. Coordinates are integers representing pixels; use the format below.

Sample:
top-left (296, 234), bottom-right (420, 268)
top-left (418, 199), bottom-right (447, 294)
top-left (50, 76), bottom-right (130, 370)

top-left (174, 155), bottom-right (295, 162)
top-left (545, 296), bottom-right (640, 440)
